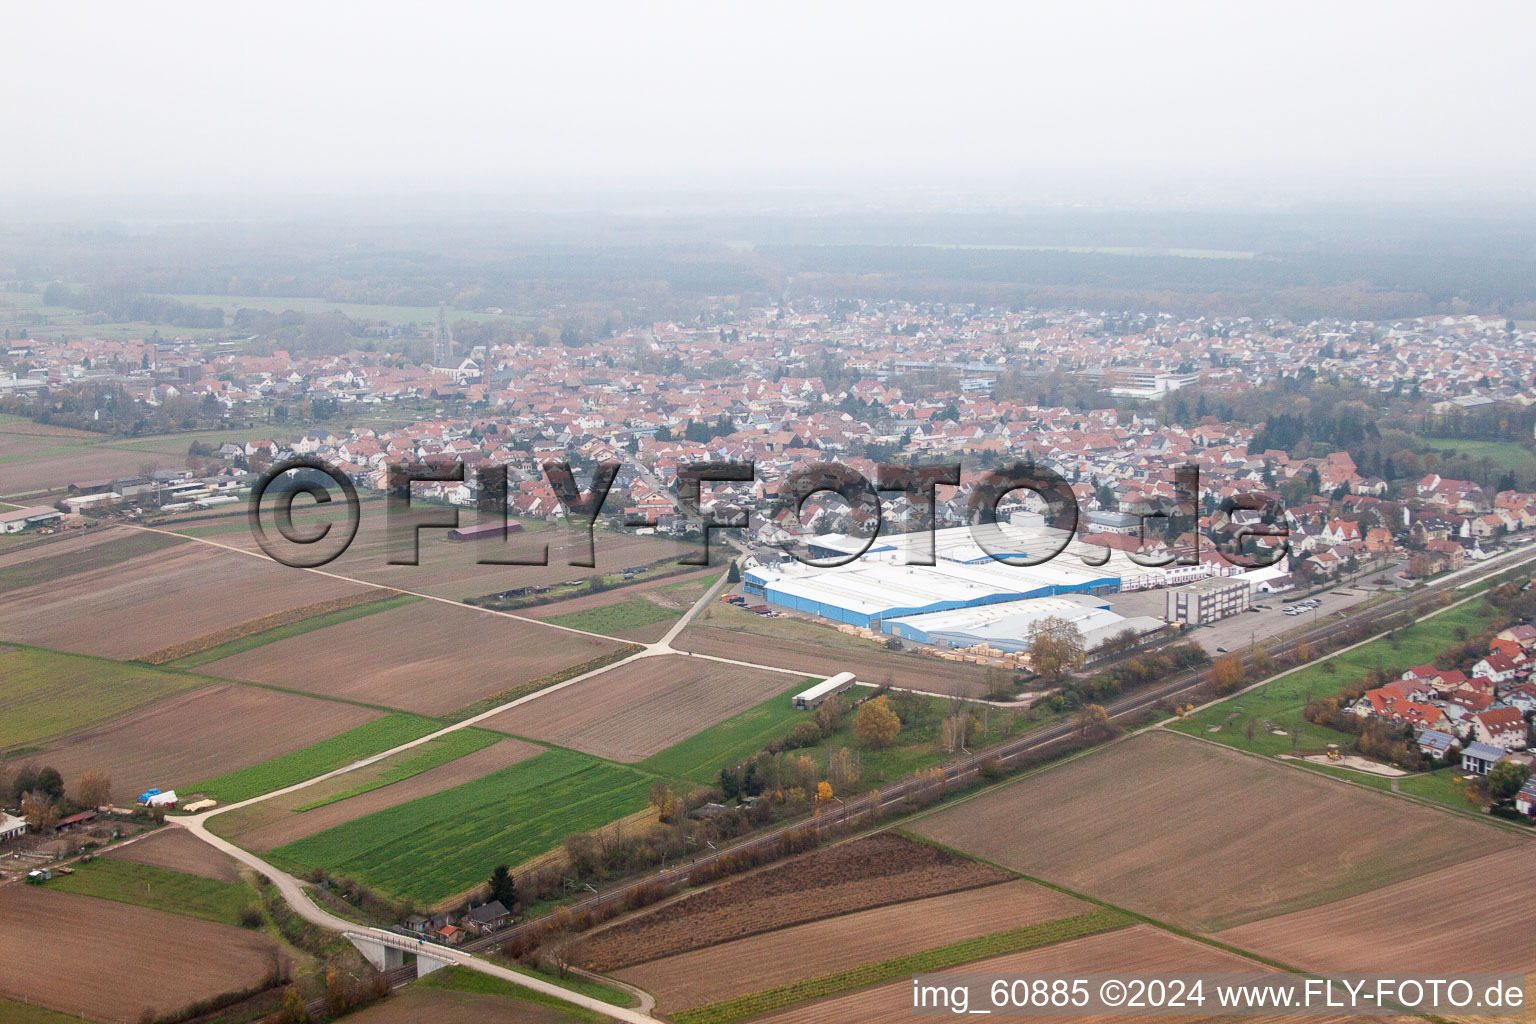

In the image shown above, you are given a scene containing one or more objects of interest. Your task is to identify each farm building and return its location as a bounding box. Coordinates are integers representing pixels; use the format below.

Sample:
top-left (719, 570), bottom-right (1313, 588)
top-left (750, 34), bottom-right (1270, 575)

top-left (793, 672), bottom-right (858, 710)
top-left (0, 813), bottom-right (27, 842)
top-left (744, 526), bottom-right (1120, 629)
top-left (0, 506), bottom-right (64, 533)
top-left (882, 595), bottom-right (1163, 653)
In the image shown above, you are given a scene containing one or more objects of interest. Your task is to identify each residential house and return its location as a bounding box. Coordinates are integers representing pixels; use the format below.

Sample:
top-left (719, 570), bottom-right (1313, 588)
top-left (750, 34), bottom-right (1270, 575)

top-left (1472, 653), bottom-right (1521, 686)
top-left (464, 900), bottom-right (511, 935)
top-left (1461, 741), bottom-right (1506, 776)
top-left (1416, 729), bottom-right (1457, 760)
top-left (1496, 624), bottom-right (1536, 648)
top-left (1515, 778), bottom-right (1536, 816)
top-left (1470, 706), bottom-right (1529, 750)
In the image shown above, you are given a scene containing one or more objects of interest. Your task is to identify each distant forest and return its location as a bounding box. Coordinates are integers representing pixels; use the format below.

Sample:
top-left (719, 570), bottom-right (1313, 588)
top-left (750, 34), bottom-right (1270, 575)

top-left (4, 204), bottom-right (1536, 326)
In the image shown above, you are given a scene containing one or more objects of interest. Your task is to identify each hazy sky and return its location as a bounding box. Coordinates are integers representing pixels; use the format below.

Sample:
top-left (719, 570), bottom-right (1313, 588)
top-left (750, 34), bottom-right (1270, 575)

top-left (7, 1), bottom-right (1535, 207)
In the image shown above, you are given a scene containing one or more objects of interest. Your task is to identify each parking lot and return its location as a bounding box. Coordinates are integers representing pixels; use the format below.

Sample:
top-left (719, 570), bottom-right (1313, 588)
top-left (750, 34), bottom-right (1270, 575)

top-left (1108, 579), bottom-right (1386, 656)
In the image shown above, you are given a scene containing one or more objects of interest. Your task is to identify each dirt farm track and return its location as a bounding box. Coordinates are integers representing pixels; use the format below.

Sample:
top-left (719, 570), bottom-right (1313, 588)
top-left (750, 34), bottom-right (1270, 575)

top-left (0, 885), bottom-right (281, 1024)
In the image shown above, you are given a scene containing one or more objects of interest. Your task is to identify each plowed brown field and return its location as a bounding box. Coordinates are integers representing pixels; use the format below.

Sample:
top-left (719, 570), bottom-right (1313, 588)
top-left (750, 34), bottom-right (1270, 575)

top-left (175, 503), bottom-right (697, 602)
top-left (750, 923), bottom-right (1412, 1024)
top-left (1217, 845), bottom-right (1536, 974)
top-left (481, 654), bottom-right (798, 761)
top-left (344, 984), bottom-right (579, 1023)
top-left (107, 826), bottom-right (242, 882)
top-left (577, 834), bottom-right (1012, 970)
top-left (0, 540), bottom-right (368, 659)
top-left (619, 881), bottom-right (1088, 1011)
top-left (911, 731), bottom-right (1511, 931)
top-left (0, 884), bottom-right (281, 1024)
top-left (35, 682), bottom-right (381, 803)
top-left (201, 599), bottom-right (625, 716)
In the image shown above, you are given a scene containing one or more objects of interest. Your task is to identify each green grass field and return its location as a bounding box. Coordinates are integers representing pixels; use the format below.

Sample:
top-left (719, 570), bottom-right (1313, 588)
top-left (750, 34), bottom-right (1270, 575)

top-left (166, 593), bottom-right (420, 668)
top-left (1397, 767), bottom-right (1483, 809)
top-left (291, 728), bottom-right (502, 811)
top-left (1414, 437), bottom-right (1536, 475)
top-left (640, 682), bottom-right (809, 785)
top-left (187, 713), bottom-right (444, 803)
top-left (47, 857), bottom-right (254, 925)
top-left (0, 646), bottom-right (206, 751)
top-left (1167, 598), bottom-right (1498, 756)
top-left (543, 596), bottom-right (681, 634)
top-left (0, 998), bottom-right (90, 1024)
top-left (269, 748), bottom-right (652, 904)
top-left (672, 910), bottom-right (1130, 1024)
top-left (0, 530), bottom-right (183, 592)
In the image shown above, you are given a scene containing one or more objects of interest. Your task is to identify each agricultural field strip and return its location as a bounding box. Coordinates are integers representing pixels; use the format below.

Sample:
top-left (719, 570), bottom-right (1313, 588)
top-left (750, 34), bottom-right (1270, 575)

top-left (912, 729), bottom-right (1508, 933)
top-left (0, 644), bottom-right (210, 750)
top-left (669, 909), bottom-right (1130, 1024)
top-left (46, 856), bottom-right (255, 925)
top-left (187, 713), bottom-right (448, 804)
top-left (158, 549), bottom-right (1536, 1019)
top-left (739, 924), bottom-right (1352, 1024)
top-left (616, 881), bottom-right (1088, 1009)
top-left (268, 750), bottom-right (656, 903)
top-left (577, 834), bottom-right (1015, 971)
top-left (148, 590), bottom-right (417, 668)
top-left (106, 520), bottom-right (818, 820)
top-left (127, 521), bottom-right (798, 679)
top-left (144, 549), bottom-right (1536, 1024)
top-left (170, 532), bottom-right (1533, 899)
top-left (123, 523), bottom-right (633, 644)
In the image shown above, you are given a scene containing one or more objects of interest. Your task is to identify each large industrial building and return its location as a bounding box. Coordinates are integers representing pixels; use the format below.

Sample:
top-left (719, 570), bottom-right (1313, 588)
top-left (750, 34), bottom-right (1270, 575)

top-left (743, 525), bottom-right (1121, 630)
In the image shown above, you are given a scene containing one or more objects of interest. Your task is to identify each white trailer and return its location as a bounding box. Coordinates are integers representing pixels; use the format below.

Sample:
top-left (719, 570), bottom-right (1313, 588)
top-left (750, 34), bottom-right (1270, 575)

top-left (793, 671), bottom-right (857, 710)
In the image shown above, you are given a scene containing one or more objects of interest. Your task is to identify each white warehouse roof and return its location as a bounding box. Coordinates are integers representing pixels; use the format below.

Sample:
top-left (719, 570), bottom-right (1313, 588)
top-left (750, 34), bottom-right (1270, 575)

top-left (885, 595), bottom-right (1164, 653)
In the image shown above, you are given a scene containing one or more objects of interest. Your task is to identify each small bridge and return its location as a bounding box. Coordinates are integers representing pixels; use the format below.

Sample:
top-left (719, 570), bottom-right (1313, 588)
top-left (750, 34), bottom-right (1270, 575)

top-left (344, 929), bottom-right (455, 978)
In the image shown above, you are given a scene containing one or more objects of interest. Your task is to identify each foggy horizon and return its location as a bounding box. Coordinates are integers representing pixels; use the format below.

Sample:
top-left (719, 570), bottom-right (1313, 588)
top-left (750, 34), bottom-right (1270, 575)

top-left (7, 1), bottom-right (1536, 215)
